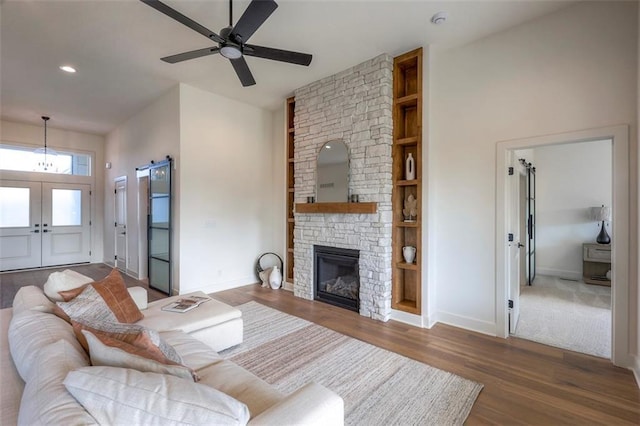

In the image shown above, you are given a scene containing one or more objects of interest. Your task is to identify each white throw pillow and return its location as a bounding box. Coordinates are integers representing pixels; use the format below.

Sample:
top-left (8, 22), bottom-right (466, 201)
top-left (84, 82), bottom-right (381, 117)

top-left (82, 330), bottom-right (195, 381)
top-left (64, 366), bottom-right (251, 425)
top-left (18, 339), bottom-right (96, 426)
top-left (8, 310), bottom-right (85, 382)
top-left (44, 270), bottom-right (93, 302)
top-left (12, 286), bottom-right (55, 316)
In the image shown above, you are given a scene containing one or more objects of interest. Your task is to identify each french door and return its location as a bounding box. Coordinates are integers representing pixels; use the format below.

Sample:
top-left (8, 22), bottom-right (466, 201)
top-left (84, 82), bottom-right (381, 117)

top-left (0, 180), bottom-right (91, 271)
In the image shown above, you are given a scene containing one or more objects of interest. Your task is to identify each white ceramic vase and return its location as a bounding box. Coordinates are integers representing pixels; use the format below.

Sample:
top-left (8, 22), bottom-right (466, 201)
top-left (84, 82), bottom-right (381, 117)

top-left (406, 153), bottom-right (416, 180)
top-left (402, 246), bottom-right (416, 264)
top-left (269, 265), bottom-right (282, 290)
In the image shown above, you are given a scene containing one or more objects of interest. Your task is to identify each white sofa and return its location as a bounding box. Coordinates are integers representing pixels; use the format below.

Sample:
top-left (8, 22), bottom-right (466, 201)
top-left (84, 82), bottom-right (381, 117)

top-left (1, 276), bottom-right (343, 425)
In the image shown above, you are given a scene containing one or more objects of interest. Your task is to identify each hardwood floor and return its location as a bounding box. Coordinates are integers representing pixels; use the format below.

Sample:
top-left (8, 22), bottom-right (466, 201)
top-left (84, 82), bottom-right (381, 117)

top-left (214, 284), bottom-right (640, 425)
top-left (0, 263), bottom-right (167, 309)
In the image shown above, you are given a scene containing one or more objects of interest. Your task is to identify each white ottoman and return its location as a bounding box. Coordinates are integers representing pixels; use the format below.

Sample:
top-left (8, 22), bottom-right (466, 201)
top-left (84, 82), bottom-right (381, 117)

top-left (137, 291), bottom-right (243, 352)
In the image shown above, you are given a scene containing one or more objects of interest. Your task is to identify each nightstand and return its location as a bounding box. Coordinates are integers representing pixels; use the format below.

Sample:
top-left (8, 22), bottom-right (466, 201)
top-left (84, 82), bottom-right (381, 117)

top-left (582, 243), bottom-right (611, 286)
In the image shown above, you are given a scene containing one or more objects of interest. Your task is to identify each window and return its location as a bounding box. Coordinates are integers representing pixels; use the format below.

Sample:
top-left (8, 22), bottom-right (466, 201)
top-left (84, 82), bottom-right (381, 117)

top-left (0, 144), bottom-right (92, 176)
top-left (51, 189), bottom-right (82, 226)
top-left (0, 187), bottom-right (30, 227)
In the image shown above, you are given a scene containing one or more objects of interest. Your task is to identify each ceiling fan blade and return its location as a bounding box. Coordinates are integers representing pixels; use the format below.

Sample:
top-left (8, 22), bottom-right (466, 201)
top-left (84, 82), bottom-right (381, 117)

top-left (140, 0), bottom-right (224, 44)
top-left (230, 57), bottom-right (256, 87)
top-left (161, 47), bottom-right (220, 64)
top-left (244, 44), bottom-right (312, 66)
top-left (229, 0), bottom-right (277, 43)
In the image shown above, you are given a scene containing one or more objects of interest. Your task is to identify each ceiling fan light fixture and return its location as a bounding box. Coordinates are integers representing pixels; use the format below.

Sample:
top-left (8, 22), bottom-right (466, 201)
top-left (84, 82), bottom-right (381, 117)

top-left (220, 45), bottom-right (242, 59)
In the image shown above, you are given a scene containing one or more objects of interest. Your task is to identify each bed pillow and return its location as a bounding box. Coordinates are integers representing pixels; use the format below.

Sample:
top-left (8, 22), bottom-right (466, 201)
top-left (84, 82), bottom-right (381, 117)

top-left (57, 268), bottom-right (143, 323)
top-left (81, 329), bottom-right (196, 381)
top-left (64, 367), bottom-right (250, 425)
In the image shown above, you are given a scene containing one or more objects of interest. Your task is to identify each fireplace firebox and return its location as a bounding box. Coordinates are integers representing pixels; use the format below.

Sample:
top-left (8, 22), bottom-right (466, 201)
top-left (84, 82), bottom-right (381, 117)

top-left (314, 245), bottom-right (359, 312)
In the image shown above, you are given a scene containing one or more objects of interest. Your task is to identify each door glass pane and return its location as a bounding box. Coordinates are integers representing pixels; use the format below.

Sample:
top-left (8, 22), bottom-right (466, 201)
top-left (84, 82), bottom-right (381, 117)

top-left (52, 189), bottom-right (81, 226)
top-left (0, 187), bottom-right (30, 227)
top-left (150, 165), bottom-right (170, 196)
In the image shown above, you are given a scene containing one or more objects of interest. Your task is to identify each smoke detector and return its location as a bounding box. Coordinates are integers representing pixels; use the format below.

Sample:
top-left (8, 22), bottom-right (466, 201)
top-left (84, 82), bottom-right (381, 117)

top-left (431, 12), bottom-right (448, 25)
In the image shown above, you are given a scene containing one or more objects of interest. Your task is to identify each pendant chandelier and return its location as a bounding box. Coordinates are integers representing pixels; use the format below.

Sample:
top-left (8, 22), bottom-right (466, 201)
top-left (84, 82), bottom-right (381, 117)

top-left (34, 116), bottom-right (58, 172)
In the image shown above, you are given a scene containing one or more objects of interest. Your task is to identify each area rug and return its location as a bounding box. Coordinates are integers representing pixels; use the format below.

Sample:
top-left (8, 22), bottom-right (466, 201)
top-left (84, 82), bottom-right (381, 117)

top-left (220, 302), bottom-right (483, 425)
top-left (514, 275), bottom-right (611, 358)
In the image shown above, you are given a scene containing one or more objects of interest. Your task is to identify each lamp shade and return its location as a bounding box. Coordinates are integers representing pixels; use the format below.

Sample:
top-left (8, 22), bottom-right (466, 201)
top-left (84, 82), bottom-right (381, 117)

top-left (590, 205), bottom-right (611, 222)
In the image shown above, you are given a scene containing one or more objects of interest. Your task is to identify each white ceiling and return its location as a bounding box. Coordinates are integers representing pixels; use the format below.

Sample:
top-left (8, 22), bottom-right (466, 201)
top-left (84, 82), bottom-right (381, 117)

top-left (1, 0), bottom-right (576, 135)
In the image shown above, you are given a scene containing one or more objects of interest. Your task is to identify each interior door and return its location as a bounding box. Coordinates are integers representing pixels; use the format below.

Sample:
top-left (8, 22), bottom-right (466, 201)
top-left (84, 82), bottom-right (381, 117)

top-left (41, 183), bottom-right (91, 266)
top-left (507, 153), bottom-right (523, 334)
top-left (0, 181), bottom-right (42, 270)
top-left (115, 177), bottom-right (127, 271)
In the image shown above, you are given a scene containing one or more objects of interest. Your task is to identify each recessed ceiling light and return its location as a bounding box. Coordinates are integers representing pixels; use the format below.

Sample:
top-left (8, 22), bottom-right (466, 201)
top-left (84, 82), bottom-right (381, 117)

top-left (59, 65), bottom-right (76, 73)
top-left (431, 12), bottom-right (448, 25)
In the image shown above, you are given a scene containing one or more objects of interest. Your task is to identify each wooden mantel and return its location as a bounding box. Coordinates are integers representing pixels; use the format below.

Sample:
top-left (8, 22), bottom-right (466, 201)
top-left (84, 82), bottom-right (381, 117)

top-left (295, 202), bottom-right (377, 214)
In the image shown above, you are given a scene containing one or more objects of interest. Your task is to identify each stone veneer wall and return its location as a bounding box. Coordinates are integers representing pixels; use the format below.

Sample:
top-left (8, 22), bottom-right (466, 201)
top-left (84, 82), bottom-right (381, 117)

top-left (293, 54), bottom-right (394, 321)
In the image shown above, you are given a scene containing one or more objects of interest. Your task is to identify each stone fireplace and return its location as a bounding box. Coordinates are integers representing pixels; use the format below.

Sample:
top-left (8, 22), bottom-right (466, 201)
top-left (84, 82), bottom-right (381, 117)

top-left (314, 245), bottom-right (360, 311)
top-left (292, 54), bottom-right (394, 321)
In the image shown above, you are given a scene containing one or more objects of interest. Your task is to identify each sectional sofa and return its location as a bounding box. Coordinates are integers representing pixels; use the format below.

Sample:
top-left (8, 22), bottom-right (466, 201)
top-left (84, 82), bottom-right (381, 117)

top-left (1, 269), bottom-right (343, 425)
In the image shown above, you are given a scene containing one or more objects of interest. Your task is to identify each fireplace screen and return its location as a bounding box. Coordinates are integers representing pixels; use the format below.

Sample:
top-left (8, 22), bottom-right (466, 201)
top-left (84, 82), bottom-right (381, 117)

top-left (314, 245), bottom-right (359, 311)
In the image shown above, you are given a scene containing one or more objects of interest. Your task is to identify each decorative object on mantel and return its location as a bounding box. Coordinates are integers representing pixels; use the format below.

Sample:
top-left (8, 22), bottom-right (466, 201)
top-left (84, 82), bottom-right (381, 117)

top-left (269, 265), bottom-right (282, 289)
top-left (34, 116), bottom-right (58, 172)
top-left (307, 196), bottom-right (315, 203)
top-left (350, 194), bottom-right (359, 203)
top-left (405, 153), bottom-right (415, 180)
top-left (402, 246), bottom-right (416, 264)
top-left (590, 204), bottom-right (611, 244)
top-left (403, 194), bottom-right (418, 222)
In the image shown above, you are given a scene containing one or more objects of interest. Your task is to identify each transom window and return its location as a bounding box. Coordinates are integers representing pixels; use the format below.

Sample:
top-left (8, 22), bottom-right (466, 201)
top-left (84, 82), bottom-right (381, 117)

top-left (0, 144), bottom-right (92, 176)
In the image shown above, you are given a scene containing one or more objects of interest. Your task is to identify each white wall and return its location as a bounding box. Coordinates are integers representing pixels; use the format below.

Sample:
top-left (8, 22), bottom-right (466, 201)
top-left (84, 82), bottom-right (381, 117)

top-left (430, 1), bottom-right (637, 334)
top-left (0, 119), bottom-right (106, 263)
top-left (178, 84), bottom-right (278, 294)
top-left (104, 87), bottom-right (180, 285)
top-left (535, 140), bottom-right (612, 280)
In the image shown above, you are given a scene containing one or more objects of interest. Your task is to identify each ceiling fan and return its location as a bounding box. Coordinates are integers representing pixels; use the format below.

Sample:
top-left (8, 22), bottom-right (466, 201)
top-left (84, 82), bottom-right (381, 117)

top-left (141, 0), bottom-right (312, 87)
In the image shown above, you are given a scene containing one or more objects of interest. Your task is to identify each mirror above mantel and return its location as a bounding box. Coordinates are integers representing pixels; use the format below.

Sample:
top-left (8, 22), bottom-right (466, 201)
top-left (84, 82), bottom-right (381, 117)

top-left (316, 140), bottom-right (349, 202)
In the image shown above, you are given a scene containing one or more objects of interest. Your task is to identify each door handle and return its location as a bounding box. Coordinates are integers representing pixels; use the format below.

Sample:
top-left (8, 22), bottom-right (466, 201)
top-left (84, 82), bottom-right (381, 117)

top-left (120, 232), bottom-right (126, 235)
top-left (31, 230), bottom-right (40, 233)
top-left (42, 229), bottom-right (49, 233)
top-left (517, 243), bottom-right (524, 248)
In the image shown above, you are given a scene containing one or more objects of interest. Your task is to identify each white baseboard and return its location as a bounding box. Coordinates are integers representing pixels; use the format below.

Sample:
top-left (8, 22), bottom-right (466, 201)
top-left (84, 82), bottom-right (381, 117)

top-left (436, 311), bottom-right (497, 336)
top-left (390, 309), bottom-right (424, 327)
top-left (536, 268), bottom-right (582, 281)
top-left (190, 275), bottom-right (259, 295)
top-left (632, 354), bottom-right (640, 389)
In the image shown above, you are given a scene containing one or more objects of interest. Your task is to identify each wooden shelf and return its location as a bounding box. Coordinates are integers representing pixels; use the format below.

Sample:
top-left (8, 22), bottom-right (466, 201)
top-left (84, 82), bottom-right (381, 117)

top-left (396, 262), bottom-right (418, 270)
top-left (395, 179), bottom-right (418, 186)
top-left (395, 221), bottom-right (419, 228)
top-left (394, 300), bottom-right (419, 314)
top-left (395, 136), bottom-right (418, 146)
top-left (392, 47), bottom-right (423, 316)
top-left (395, 94), bottom-right (418, 107)
top-left (286, 96), bottom-right (296, 286)
top-left (295, 202), bottom-right (377, 214)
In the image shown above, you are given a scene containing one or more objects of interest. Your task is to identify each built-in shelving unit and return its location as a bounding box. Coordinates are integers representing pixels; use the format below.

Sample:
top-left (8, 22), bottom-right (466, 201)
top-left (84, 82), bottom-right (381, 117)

top-left (392, 48), bottom-right (422, 315)
top-left (286, 97), bottom-right (295, 284)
